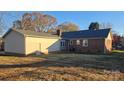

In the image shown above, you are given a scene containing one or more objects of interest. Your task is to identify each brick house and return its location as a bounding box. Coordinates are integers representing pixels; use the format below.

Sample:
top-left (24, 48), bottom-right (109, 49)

top-left (3, 28), bottom-right (112, 55)
top-left (60, 28), bottom-right (112, 53)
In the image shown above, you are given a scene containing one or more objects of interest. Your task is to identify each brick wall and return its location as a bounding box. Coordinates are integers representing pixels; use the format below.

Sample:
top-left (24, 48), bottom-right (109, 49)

top-left (62, 37), bottom-right (112, 53)
top-left (65, 38), bottom-right (105, 53)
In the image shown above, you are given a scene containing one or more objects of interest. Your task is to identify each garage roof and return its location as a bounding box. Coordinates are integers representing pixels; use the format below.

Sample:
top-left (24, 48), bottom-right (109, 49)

top-left (3, 28), bottom-right (59, 38)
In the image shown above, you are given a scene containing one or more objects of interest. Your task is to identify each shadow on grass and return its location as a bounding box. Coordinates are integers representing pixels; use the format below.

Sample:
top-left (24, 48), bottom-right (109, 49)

top-left (0, 52), bottom-right (124, 73)
top-left (93, 53), bottom-right (124, 72)
top-left (0, 60), bottom-right (124, 73)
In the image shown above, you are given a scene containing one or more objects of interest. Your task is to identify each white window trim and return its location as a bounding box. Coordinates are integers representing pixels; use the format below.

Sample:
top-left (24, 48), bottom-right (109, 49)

top-left (82, 39), bottom-right (88, 47)
top-left (76, 40), bottom-right (80, 45)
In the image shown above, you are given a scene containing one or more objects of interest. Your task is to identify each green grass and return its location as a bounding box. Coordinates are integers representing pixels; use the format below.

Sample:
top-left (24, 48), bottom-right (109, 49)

top-left (112, 50), bottom-right (124, 53)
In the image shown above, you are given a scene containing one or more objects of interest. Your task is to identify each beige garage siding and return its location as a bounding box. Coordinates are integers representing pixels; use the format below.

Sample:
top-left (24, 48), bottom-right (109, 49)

top-left (104, 32), bottom-right (112, 52)
top-left (25, 36), bottom-right (60, 55)
top-left (4, 31), bottom-right (25, 54)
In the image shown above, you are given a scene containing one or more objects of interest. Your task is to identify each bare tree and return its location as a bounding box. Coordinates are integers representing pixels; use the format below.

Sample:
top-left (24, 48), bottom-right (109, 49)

top-left (0, 12), bottom-right (19, 35)
top-left (13, 20), bottom-right (22, 29)
top-left (22, 13), bottom-right (34, 31)
top-left (100, 22), bottom-right (112, 29)
top-left (0, 12), bottom-right (6, 35)
top-left (57, 22), bottom-right (79, 32)
top-left (21, 12), bottom-right (57, 32)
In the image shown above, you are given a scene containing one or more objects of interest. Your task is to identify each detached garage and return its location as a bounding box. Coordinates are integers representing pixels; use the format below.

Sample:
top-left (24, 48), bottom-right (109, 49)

top-left (3, 28), bottom-right (61, 55)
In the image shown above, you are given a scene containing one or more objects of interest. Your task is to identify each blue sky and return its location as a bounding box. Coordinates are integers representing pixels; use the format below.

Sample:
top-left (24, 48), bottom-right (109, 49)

top-left (2, 11), bottom-right (124, 35)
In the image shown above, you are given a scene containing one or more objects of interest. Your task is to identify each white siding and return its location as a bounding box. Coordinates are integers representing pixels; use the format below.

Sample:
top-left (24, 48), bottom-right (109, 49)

top-left (25, 36), bottom-right (60, 55)
top-left (4, 31), bottom-right (25, 54)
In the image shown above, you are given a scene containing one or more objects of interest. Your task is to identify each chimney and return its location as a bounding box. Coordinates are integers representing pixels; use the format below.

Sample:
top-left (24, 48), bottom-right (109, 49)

top-left (57, 29), bottom-right (61, 36)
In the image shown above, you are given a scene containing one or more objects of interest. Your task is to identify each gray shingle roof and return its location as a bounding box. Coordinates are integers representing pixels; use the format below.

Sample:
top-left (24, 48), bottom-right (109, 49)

top-left (61, 28), bottom-right (111, 39)
top-left (3, 28), bottom-right (59, 38)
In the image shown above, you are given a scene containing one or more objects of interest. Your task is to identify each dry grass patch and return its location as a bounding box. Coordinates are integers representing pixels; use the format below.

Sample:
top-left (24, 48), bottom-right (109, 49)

top-left (1, 67), bottom-right (123, 81)
top-left (0, 56), bottom-right (45, 65)
top-left (0, 53), bottom-right (124, 81)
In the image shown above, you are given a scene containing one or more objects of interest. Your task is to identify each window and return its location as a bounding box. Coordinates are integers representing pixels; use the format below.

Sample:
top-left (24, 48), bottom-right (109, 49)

top-left (70, 40), bottom-right (73, 45)
top-left (61, 40), bottom-right (65, 47)
top-left (82, 39), bottom-right (88, 47)
top-left (76, 40), bottom-right (80, 45)
top-left (61, 42), bottom-right (63, 46)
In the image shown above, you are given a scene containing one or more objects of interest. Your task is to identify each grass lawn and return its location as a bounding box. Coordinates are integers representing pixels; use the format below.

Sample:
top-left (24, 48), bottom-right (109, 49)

top-left (112, 50), bottom-right (124, 53)
top-left (0, 52), bottom-right (124, 81)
